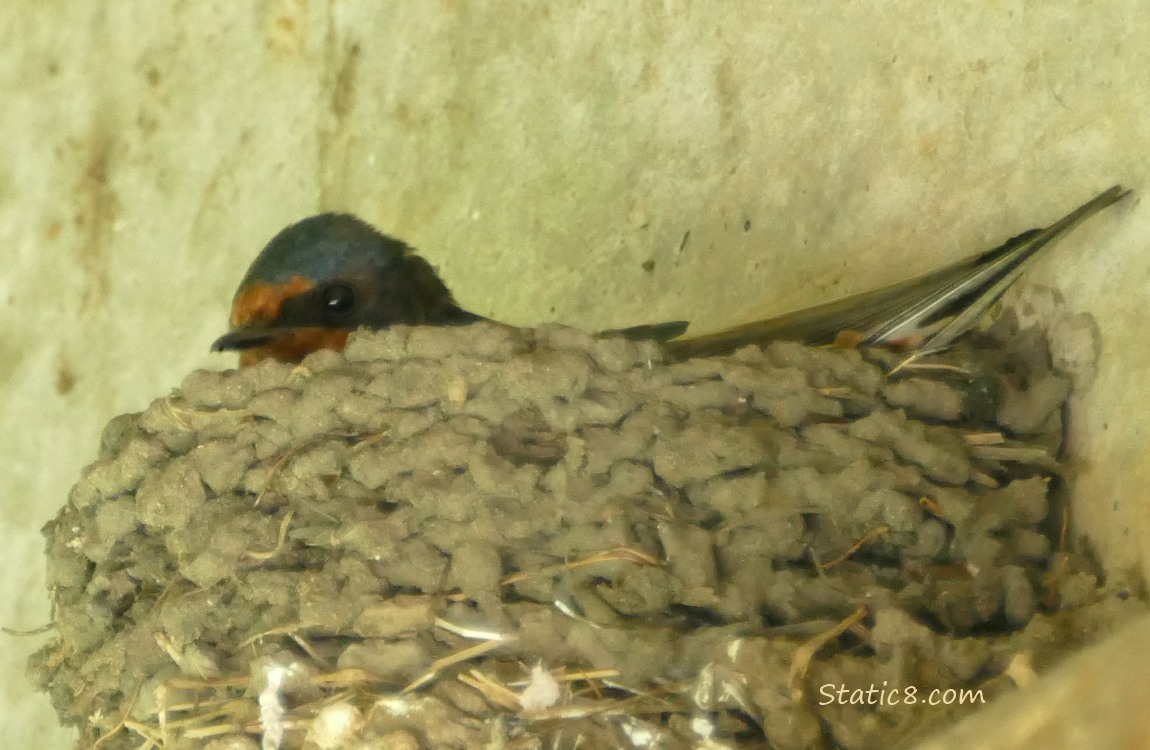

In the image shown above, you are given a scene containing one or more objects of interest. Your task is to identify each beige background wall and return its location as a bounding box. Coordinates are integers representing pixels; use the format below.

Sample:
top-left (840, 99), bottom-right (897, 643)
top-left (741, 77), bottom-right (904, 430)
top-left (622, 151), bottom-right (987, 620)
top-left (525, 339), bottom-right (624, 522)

top-left (2, 2), bottom-right (1147, 746)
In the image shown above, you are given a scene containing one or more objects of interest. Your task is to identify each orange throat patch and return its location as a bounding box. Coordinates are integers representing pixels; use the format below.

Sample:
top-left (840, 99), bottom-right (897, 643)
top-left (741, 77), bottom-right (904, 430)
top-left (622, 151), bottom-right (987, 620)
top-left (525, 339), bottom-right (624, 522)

top-left (238, 328), bottom-right (351, 366)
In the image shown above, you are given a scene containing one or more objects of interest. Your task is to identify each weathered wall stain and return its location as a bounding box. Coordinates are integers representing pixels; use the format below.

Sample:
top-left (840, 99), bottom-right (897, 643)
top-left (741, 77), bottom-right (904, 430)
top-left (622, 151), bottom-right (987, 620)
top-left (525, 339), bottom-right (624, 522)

top-left (318, 35), bottom-right (361, 210)
top-left (72, 120), bottom-right (120, 311)
top-left (55, 352), bottom-right (77, 395)
top-left (330, 42), bottom-right (360, 123)
top-left (265, 0), bottom-right (308, 57)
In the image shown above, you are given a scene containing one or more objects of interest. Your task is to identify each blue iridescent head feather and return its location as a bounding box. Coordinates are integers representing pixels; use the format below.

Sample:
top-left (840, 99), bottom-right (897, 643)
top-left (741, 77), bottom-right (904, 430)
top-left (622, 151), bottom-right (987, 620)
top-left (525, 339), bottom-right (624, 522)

top-left (237, 213), bottom-right (408, 291)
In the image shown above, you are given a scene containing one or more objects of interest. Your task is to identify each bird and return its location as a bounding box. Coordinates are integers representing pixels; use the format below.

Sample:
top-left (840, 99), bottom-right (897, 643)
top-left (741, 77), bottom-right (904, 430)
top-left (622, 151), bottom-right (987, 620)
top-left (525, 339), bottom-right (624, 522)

top-left (212, 186), bottom-right (1127, 366)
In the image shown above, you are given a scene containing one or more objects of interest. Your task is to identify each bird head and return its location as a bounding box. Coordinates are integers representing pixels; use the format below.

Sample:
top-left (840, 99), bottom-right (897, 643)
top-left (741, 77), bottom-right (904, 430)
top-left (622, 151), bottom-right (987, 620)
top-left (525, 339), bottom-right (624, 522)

top-left (212, 213), bottom-right (480, 365)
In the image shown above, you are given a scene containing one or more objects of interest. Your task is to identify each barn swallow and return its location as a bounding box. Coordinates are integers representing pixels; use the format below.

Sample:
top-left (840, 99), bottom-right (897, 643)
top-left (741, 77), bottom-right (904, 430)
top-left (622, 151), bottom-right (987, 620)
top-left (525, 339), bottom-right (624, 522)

top-left (211, 215), bottom-right (686, 366)
top-left (213, 186), bottom-right (1127, 365)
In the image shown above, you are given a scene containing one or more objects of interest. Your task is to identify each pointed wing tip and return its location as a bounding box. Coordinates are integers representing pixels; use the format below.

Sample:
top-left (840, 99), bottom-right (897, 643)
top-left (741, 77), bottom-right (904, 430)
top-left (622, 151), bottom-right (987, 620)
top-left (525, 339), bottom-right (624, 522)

top-left (1097, 184), bottom-right (1131, 206)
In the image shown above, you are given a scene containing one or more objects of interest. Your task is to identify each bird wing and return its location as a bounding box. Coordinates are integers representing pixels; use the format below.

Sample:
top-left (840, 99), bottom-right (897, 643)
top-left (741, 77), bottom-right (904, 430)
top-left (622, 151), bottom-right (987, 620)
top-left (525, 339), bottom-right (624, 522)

top-left (664, 185), bottom-right (1127, 360)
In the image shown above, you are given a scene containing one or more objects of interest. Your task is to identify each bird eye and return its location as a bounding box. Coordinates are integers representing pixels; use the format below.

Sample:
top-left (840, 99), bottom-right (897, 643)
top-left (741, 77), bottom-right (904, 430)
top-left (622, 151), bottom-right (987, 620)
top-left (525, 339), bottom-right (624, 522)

top-left (321, 283), bottom-right (356, 314)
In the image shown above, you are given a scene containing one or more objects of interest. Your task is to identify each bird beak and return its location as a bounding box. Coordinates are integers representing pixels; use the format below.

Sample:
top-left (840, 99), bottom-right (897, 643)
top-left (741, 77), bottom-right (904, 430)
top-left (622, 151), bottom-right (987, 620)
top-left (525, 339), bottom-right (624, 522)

top-left (210, 325), bottom-right (355, 365)
top-left (211, 326), bottom-right (284, 352)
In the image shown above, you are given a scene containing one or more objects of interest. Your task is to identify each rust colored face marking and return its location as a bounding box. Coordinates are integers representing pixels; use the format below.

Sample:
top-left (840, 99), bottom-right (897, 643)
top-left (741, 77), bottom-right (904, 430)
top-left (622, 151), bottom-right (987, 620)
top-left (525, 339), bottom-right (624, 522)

top-left (229, 276), bottom-right (317, 327)
top-left (238, 328), bottom-right (351, 366)
top-left (227, 276), bottom-right (348, 364)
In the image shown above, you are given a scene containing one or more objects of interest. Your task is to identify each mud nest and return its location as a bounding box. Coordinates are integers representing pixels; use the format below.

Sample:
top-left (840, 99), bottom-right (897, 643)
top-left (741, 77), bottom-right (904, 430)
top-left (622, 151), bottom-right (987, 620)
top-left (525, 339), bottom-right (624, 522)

top-left (31, 316), bottom-right (1146, 750)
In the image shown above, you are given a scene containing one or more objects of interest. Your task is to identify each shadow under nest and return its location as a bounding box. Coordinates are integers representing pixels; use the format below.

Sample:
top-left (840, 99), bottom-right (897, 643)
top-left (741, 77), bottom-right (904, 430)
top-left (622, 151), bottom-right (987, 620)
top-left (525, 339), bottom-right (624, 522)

top-left (30, 317), bottom-right (1146, 750)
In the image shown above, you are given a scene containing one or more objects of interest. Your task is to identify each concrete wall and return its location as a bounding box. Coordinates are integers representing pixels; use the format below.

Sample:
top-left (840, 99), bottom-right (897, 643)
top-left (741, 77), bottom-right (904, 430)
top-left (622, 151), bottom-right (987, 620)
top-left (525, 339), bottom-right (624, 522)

top-left (2, 2), bottom-right (1147, 745)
